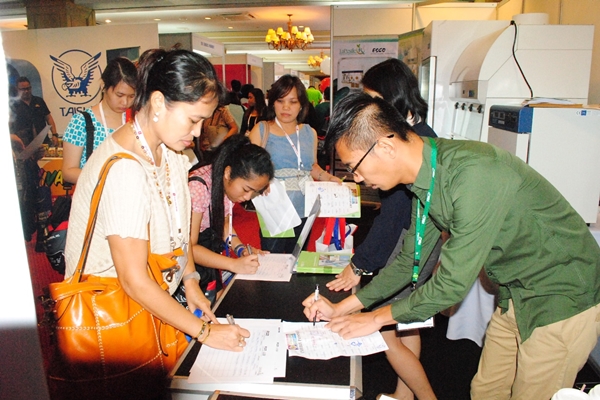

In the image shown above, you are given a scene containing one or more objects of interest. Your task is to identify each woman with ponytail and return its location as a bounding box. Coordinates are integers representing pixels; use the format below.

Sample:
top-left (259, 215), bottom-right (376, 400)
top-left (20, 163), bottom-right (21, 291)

top-left (187, 134), bottom-right (274, 303)
top-left (62, 48), bottom-right (250, 400)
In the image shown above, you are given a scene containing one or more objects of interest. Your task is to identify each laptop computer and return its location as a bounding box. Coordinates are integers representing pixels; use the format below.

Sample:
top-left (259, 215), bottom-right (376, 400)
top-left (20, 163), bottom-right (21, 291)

top-left (236, 196), bottom-right (321, 282)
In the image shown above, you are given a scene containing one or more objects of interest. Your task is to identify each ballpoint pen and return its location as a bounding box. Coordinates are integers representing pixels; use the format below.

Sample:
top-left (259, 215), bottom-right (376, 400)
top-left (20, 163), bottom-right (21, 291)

top-left (313, 284), bottom-right (319, 326)
top-left (226, 314), bottom-right (235, 325)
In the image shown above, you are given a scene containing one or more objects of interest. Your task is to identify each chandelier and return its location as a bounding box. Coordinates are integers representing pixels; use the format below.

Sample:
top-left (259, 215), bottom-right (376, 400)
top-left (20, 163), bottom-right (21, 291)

top-left (308, 52), bottom-right (329, 68)
top-left (265, 14), bottom-right (314, 51)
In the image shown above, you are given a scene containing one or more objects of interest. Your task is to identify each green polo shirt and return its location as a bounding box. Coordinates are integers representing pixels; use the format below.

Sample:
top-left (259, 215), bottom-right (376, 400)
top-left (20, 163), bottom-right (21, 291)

top-left (356, 137), bottom-right (600, 341)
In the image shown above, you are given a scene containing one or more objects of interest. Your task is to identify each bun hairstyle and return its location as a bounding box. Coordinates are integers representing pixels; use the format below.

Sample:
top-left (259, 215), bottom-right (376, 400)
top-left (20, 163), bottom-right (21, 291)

top-left (133, 48), bottom-right (225, 113)
top-left (209, 134), bottom-right (274, 239)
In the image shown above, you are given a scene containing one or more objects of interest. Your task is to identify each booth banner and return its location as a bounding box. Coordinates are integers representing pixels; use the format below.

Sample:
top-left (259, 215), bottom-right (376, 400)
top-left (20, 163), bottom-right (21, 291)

top-left (333, 39), bottom-right (398, 90)
top-left (2, 24), bottom-right (159, 134)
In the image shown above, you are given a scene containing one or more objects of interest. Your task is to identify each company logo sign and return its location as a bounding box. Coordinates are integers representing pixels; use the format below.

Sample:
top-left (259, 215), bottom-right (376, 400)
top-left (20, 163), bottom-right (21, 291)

top-left (49, 50), bottom-right (102, 105)
top-left (339, 44), bottom-right (366, 56)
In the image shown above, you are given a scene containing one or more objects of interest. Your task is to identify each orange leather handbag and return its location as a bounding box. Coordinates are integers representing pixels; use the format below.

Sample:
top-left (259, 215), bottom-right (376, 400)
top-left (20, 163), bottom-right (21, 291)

top-left (47, 153), bottom-right (187, 400)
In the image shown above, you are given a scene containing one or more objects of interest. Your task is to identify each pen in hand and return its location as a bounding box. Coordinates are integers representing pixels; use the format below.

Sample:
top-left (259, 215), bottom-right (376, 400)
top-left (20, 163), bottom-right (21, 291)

top-left (313, 284), bottom-right (319, 326)
top-left (226, 314), bottom-right (235, 325)
top-left (246, 244), bottom-right (253, 255)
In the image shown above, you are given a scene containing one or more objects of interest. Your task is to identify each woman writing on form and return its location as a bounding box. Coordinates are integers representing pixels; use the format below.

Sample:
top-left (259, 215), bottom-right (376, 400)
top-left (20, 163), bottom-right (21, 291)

top-left (64, 48), bottom-right (249, 399)
top-left (184, 134), bottom-right (273, 305)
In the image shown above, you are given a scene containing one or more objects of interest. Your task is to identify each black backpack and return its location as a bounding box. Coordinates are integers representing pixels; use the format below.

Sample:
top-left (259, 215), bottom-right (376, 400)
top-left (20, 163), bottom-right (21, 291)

top-left (44, 111), bottom-right (95, 274)
top-left (45, 193), bottom-right (71, 274)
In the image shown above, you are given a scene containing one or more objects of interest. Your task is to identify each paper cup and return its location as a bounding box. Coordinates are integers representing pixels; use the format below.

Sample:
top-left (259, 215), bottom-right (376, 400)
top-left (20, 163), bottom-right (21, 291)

top-left (551, 388), bottom-right (590, 400)
top-left (588, 384), bottom-right (600, 399)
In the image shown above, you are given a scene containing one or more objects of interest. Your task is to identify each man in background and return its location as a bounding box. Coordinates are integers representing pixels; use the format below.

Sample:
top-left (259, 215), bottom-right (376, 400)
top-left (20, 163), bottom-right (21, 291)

top-left (10, 76), bottom-right (56, 247)
top-left (10, 76), bottom-right (58, 148)
top-left (306, 84), bottom-right (322, 107)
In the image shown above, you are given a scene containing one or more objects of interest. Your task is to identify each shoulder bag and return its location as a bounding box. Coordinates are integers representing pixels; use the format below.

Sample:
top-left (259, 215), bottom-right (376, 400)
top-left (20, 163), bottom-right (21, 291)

top-left (47, 153), bottom-right (187, 400)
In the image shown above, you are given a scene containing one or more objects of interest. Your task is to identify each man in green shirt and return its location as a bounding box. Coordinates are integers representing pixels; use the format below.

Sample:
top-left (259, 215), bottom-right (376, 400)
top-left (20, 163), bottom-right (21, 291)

top-left (303, 93), bottom-right (600, 399)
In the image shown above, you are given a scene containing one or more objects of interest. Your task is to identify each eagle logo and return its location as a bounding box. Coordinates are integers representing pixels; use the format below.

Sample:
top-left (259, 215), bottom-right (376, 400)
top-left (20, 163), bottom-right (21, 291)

top-left (50, 49), bottom-right (102, 105)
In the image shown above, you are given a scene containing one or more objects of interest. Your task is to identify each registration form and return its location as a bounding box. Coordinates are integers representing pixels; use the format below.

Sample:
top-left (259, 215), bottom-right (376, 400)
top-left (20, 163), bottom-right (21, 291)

top-left (188, 319), bottom-right (286, 384)
top-left (283, 321), bottom-right (388, 360)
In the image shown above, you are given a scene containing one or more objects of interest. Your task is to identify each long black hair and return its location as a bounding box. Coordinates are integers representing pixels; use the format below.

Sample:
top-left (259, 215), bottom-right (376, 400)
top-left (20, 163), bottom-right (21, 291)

top-left (133, 48), bottom-right (226, 113)
top-left (361, 58), bottom-right (428, 123)
top-left (208, 134), bottom-right (274, 238)
top-left (249, 88), bottom-right (267, 118)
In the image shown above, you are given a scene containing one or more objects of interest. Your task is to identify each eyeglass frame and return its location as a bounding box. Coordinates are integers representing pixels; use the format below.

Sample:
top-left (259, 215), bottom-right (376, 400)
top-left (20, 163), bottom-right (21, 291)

top-left (18, 86), bottom-right (32, 92)
top-left (345, 134), bottom-right (395, 175)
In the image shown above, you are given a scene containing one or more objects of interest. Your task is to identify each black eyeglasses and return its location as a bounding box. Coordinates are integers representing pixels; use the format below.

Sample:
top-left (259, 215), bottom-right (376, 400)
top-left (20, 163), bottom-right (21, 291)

top-left (18, 86), bottom-right (32, 92)
top-left (346, 134), bottom-right (394, 175)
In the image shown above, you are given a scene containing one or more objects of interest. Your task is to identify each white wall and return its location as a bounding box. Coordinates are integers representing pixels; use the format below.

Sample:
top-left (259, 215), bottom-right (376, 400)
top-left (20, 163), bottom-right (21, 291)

top-left (333, 6), bottom-right (413, 36)
top-left (0, 33), bottom-right (50, 400)
top-left (414, 3), bottom-right (498, 29)
top-left (498, 0), bottom-right (600, 104)
top-left (2, 23), bottom-right (159, 134)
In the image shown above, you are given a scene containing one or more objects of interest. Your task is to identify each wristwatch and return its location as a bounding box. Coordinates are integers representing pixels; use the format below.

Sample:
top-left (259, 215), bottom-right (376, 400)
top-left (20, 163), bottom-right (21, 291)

top-left (182, 271), bottom-right (201, 283)
top-left (350, 261), bottom-right (367, 276)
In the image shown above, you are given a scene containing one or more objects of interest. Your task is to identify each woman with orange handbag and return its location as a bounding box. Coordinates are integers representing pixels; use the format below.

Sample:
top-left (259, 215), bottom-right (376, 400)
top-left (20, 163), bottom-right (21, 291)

top-left (56, 48), bottom-right (249, 400)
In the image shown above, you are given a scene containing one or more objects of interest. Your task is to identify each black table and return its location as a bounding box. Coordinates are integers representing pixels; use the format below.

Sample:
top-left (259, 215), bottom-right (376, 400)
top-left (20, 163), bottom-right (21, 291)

top-left (170, 273), bottom-right (362, 400)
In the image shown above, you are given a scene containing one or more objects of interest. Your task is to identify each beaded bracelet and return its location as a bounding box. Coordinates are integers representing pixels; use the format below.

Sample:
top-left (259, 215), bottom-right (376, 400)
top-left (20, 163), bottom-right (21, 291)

top-left (196, 321), bottom-right (208, 342)
top-left (198, 323), bottom-right (211, 344)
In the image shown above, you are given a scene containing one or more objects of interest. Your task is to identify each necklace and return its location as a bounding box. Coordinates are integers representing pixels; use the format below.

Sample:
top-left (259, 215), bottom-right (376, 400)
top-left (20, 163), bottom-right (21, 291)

top-left (132, 118), bottom-right (172, 205)
top-left (98, 101), bottom-right (126, 137)
top-left (132, 117), bottom-right (184, 250)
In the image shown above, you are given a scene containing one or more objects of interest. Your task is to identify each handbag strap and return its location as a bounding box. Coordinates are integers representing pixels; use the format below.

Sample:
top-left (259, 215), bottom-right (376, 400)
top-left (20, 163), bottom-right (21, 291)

top-left (80, 111), bottom-right (95, 161)
top-left (189, 175), bottom-right (213, 226)
top-left (72, 152), bottom-right (170, 288)
top-left (260, 121), bottom-right (270, 148)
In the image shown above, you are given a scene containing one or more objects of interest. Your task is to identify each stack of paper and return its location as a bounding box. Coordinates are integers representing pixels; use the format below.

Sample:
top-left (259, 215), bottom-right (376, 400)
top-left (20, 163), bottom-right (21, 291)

top-left (522, 97), bottom-right (583, 108)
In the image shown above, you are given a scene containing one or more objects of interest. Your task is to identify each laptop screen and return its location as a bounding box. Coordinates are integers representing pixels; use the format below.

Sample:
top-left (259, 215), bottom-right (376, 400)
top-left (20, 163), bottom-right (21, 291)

top-left (291, 195), bottom-right (321, 265)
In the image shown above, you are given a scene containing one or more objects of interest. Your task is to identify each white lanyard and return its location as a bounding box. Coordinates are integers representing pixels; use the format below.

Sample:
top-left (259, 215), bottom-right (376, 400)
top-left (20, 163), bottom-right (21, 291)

top-left (99, 101), bottom-right (126, 137)
top-left (132, 117), bottom-right (183, 249)
top-left (275, 117), bottom-right (303, 170)
top-left (227, 211), bottom-right (233, 253)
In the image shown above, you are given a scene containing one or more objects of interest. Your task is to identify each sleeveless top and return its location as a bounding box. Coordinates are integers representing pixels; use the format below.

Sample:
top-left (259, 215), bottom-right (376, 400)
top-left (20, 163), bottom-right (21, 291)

top-left (259, 122), bottom-right (315, 217)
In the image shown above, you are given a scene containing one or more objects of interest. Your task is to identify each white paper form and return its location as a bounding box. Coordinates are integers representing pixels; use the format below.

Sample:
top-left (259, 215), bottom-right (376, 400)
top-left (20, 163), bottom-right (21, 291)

top-left (252, 179), bottom-right (301, 235)
top-left (188, 319), bottom-right (286, 384)
top-left (282, 321), bottom-right (388, 360)
top-left (304, 181), bottom-right (361, 218)
top-left (235, 254), bottom-right (293, 282)
top-left (15, 125), bottom-right (50, 160)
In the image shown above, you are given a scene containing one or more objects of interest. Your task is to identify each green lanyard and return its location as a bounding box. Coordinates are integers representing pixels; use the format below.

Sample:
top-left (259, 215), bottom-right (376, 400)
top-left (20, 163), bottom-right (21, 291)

top-left (412, 138), bottom-right (437, 290)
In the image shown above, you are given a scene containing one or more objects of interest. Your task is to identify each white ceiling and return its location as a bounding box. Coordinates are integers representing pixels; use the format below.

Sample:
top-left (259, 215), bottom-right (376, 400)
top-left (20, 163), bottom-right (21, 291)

top-left (0, 0), bottom-right (424, 72)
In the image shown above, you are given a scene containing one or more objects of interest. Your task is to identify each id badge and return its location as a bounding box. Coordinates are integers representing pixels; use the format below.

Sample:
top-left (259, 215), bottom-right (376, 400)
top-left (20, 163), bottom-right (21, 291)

top-left (396, 316), bottom-right (434, 332)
